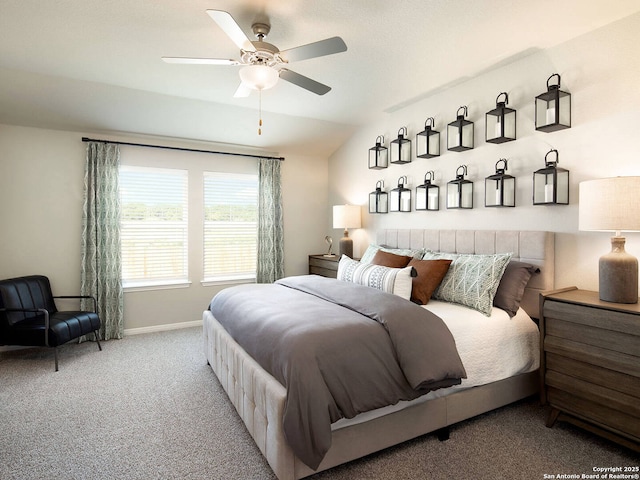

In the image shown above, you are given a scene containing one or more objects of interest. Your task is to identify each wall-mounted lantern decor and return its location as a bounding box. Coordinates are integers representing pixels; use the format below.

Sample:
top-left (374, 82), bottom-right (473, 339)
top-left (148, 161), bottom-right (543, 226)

top-left (485, 159), bottom-right (516, 207)
top-left (390, 127), bottom-right (412, 164)
top-left (368, 135), bottom-right (388, 169)
top-left (390, 176), bottom-right (411, 212)
top-left (447, 106), bottom-right (474, 152)
top-left (535, 73), bottom-right (571, 132)
top-left (416, 118), bottom-right (440, 158)
top-left (486, 92), bottom-right (516, 144)
top-left (368, 180), bottom-right (389, 213)
top-left (447, 165), bottom-right (473, 209)
top-left (416, 171), bottom-right (439, 211)
top-left (533, 149), bottom-right (569, 205)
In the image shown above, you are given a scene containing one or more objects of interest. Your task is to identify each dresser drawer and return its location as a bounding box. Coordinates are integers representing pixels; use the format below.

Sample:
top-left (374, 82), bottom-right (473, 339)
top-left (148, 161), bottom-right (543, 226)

top-left (544, 316), bottom-right (640, 357)
top-left (547, 387), bottom-right (640, 440)
top-left (543, 299), bottom-right (640, 336)
top-left (308, 255), bottom-right (339, 278)
top-left (546, 352), bottom-right (640, 397)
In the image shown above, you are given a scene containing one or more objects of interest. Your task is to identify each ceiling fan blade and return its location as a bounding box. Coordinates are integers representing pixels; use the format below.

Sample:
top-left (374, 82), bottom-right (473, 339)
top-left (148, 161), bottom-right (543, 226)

top-left (279, 69), bottom-right (331, 95)
top-left (280, 36), bottom-right (347, 62)
top-left (233, 83), bottom-right (252, 98)
top-left (206, 10), bottom-right (256, 52)
top-left (162, 57), bottom-right (239, 65)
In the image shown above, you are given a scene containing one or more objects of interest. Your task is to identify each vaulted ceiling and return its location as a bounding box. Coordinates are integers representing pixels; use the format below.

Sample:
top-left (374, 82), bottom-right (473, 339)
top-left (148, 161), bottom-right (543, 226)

top-left (1, 0), bottom-right (639, 156)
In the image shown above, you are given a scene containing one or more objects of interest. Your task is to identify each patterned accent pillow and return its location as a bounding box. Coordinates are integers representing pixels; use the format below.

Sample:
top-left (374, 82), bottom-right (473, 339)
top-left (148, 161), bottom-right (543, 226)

top-left (360, 244), bottom-right (425, 264)
top-left (337, 255), bottom-right (413, 300)
top-left (422, 251), bottom-right (513, 316)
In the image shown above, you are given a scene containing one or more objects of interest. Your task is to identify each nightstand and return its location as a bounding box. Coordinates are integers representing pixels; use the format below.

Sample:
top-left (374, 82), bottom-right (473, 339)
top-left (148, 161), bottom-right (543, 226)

top-left (539, 287), bottom-right (640, 452)
top-left (308, 254), bottom-right (340, 278)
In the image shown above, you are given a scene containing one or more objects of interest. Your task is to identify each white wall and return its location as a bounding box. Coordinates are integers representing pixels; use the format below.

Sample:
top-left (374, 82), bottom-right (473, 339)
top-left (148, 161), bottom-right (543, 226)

top-left (328, 13), bottom-right (640, 294)
top-left (0, 125), bottom-right (329, 330)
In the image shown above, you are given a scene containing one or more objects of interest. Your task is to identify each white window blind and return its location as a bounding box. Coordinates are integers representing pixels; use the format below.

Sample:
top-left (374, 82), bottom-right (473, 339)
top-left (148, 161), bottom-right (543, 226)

top-left (120, 166), bottom-right (188, 288)
top-left (204, 172), bottom-right (258, 282)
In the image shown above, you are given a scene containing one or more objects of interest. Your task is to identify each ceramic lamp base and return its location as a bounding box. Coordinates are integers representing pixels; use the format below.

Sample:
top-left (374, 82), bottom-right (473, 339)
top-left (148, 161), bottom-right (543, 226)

top-left (599, 236), bottom-right (638, 304)
top-left (339, 230), bottom-right (353, 258)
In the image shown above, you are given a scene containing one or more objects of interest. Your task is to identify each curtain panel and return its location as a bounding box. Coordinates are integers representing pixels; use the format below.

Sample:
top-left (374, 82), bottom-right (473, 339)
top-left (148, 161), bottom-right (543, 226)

top-left (81, 142), bottom-right (124, 340)
top-left (256, 159), bottom-right (284, 283)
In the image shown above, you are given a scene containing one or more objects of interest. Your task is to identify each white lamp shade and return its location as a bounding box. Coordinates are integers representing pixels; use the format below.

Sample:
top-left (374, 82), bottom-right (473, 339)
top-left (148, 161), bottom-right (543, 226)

top-left (239, 65), bottom-right (279, 91)
top-left (579, 177), bottom-right (640, 232)
top-left (333, 205), bottom-right (361, 229)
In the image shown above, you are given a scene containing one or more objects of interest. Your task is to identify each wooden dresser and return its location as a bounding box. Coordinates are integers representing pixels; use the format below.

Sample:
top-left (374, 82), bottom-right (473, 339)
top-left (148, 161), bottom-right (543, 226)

top-left (308, 254), bottom-right (340, 278)
top-left (539, 287), bottom-right (640, 452)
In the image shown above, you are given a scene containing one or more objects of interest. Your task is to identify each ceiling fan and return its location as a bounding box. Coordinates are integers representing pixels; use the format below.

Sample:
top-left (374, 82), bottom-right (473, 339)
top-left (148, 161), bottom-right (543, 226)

top-left (162, 9), bottom-right (347, 98)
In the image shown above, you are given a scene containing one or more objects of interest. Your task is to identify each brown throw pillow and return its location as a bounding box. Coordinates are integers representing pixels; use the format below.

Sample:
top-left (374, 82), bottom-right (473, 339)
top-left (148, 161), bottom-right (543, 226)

top-left (408, 258), bottom-right (452, 305)
top-left (371, 250), bottom-right (412, 268)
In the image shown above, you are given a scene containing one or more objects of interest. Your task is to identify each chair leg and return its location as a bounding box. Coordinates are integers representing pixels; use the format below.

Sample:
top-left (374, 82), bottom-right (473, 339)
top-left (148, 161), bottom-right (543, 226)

top-left (95, 330), bottom-right (102, 351)
top-left (54, 347), bottom-right (59, 372)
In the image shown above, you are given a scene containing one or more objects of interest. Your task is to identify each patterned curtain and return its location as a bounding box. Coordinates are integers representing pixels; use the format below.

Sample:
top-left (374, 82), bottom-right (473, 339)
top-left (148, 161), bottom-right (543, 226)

top-left (256, 158), bottom-right (284, 283)
top-left (80, 142), bottom-right (124, 340)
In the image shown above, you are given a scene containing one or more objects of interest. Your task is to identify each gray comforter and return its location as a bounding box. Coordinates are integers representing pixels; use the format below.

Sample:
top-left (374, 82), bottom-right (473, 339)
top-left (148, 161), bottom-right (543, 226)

top-left (208, 275), bottom-right (466, 470)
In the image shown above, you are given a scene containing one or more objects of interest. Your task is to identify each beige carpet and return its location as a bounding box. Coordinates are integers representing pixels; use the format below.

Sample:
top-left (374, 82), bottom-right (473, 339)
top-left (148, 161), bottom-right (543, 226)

top-left (1, 327), bottom-right (636, 479)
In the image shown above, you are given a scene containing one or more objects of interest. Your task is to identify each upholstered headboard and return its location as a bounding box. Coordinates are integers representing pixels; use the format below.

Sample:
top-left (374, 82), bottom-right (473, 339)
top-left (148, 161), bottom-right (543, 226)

top-left (375, 229), bottom-right (555, 319)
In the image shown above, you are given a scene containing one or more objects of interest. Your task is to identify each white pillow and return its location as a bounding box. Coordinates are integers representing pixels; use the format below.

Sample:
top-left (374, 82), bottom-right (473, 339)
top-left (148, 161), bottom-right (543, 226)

top-left (337, 255), bottom-right (413, 300)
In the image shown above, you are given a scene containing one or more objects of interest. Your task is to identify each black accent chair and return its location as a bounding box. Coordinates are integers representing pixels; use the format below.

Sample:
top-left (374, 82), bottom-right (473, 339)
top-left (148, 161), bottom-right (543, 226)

top-left (0, 275), bottom-right (102, 371)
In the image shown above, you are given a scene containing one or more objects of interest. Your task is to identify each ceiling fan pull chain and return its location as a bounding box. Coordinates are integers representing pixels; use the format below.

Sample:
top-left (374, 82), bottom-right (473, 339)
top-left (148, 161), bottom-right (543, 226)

top-left (258, 89), bottom-right (263, 135)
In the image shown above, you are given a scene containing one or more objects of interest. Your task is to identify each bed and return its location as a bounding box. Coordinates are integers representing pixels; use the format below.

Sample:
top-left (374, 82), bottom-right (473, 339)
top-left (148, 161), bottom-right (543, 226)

top-left (203, 229), bottom-right (555, 480)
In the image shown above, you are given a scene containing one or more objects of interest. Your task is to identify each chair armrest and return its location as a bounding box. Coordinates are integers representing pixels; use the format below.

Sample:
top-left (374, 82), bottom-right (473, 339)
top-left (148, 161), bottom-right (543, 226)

top-left (0, 307), bottom-right (51, 345)
top-left (54, 295), bottom-right (97, 312)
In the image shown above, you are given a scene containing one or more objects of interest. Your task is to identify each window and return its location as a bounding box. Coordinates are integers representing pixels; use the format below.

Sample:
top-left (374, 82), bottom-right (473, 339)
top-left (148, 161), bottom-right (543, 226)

top-left (204, 172), bottom-right (258, 282)
top-left (120, 166), bottom-right (188, 288)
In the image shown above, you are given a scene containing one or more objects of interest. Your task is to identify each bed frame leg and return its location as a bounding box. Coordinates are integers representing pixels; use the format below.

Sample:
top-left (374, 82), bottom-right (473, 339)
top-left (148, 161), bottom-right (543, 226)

top-left (436, 427), bottom-right (450, 441)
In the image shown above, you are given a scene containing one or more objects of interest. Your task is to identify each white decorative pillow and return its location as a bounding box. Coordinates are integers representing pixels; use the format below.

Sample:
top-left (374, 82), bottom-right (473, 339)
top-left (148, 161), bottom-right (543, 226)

top-left (421, 251), bottom-right (512, 316)
top-left (360, 244), bottom-right (425, 264)
top-left (337, 255), bottom-right (413, 300)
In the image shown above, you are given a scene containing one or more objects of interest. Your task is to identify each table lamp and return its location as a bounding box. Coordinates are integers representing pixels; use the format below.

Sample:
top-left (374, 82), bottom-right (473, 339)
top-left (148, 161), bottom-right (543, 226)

top-left (579, 177), bottom-right (640, 303)
top-left (333, 205), bottom-right (361, 258)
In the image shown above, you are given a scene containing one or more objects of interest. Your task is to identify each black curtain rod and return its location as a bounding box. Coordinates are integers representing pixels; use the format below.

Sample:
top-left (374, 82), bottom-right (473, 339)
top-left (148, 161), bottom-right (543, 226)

top-left (81, 137), bottom-right (285, 161)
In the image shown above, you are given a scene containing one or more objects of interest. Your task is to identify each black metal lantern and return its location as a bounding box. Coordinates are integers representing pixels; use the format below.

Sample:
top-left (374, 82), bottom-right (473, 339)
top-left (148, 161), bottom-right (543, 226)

top-left (485, 159), bottom-right (516, 207)
top-left (486, 92), bottom-right (516, 144)
top-left (390, 127), bottom-right (411, 164)
top-left (390, 176), bottom-right (411, 212)
top-left (447, 106), bottom-right (474, 152)
top-left (533, 149), bottom-right (569, 205)
top-left (368, 135), bottom-right (388, 169)
top-left (416, 118), bottom-right (440, 158)
top-left (416, 171), bottom-right (439, 211)
top-left (368, 180), bottom-right (389, 214)
top-left (447, 165), bottom-right (473, 209)
top-left (535, 74), bottom-right (571, 132)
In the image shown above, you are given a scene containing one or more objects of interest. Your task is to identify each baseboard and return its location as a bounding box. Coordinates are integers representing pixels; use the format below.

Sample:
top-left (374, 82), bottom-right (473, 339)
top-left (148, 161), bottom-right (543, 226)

top-left (124, 320), bottom-right (203, 336)
top-left (0, 345), bottom-right (31, 352)
top-left (0, 321), bottom-right (203, 351)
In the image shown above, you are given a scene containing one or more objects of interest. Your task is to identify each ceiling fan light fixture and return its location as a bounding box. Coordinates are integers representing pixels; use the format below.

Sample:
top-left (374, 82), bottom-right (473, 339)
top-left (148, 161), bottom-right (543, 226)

top-left (239, 65), bottom-right (279, 91)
